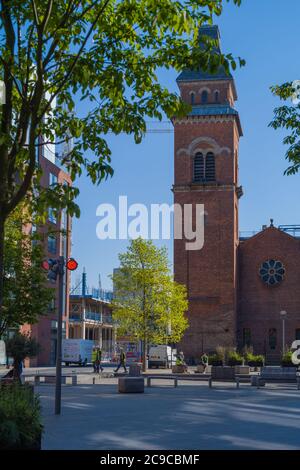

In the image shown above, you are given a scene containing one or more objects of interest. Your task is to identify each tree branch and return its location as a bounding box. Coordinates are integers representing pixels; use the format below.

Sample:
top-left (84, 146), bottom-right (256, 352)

top-left (40, 0), bottom-right (54, 31)
top-left (31, 0), bottom-right (40, 27)
top-left (40, 0), bottom-right (111, 120)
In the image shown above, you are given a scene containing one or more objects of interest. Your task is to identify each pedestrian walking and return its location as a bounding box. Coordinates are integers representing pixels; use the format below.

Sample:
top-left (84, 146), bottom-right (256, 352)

top-left (201, 352), bottom-right (209, 374)
top-left (114, 348), bottom-right (127, 373)
top-left (92, 347), bottom-right (97, 373)
top-left (96, 348), bottom-right (104, 373)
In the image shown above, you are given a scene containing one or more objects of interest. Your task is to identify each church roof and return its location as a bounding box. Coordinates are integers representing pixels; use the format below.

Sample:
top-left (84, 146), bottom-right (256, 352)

top-left (189, 104), bottom-right (238, 117)
top-left (177, 25), bottom-right (232, 82)
top-left (187, 104), bottom-right (243, 136)
top-left (239, 226), bottom-right (300, 246)
top-left (176, 68), bottom-right (232, 83)
top-left (176, 25), bottom-right (234, 85)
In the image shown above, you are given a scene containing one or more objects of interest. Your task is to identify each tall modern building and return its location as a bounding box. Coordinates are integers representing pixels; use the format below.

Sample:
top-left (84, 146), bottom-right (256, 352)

top-left (173, 25), bottom-right (300, 364)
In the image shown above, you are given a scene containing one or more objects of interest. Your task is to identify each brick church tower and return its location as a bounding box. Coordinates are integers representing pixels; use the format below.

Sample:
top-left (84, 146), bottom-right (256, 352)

top-left (173, 25), bottom-right (243, 360)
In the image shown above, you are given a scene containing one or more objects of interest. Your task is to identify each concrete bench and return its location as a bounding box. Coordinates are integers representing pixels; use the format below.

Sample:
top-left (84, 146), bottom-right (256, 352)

top-left (146, 375), bottom-right (213, 388)
top-left (118, 377), bottom-right (144, 393)
top-left (146, 374), bottom-right (248, 389)
top-left (195, 365), bottom-right (212, 374)
top-left (146, 375), bottom-right (178, 388)
top-left (23, 374), bottom-right (77, 386)
top-left (251, 367), bottom-right (300, 388)
top-left (252, 376), bottom-right (300, 389)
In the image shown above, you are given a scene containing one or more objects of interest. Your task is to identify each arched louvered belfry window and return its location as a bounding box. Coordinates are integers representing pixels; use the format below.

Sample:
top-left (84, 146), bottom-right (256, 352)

top-left (194, 152), bottom-right (204, 182)
top-left (201, 90), bottom-right (208, 104)
top-left (190, 92), bottom-right (195, 105)
top-left (205, 152), bottom-right (215, 181)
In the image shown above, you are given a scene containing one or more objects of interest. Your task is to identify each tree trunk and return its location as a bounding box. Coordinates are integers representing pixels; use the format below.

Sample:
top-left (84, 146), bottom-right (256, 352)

top-left (0, 214), bottom-right (5, 336)
top-left (13, 359), bottom-right (22, 383)
top-left (142, 336), bottom-right (148, 372)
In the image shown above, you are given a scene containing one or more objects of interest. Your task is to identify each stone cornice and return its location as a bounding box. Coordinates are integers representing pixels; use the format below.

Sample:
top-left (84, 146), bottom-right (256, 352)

top-left (172, 183), bottom-right (237, 193)
top-left (176, 136), bottom-right (231, 158)
top-left (173, 115), bottom-right (235, 124)
top-left (172, 114), bottom-right (243, 137)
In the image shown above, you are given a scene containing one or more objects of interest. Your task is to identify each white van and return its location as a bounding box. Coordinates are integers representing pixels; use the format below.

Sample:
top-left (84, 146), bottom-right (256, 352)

top-left (62, 339), bottom-right (94, 366)
top-left (148, 345), bottom-right (177, 369)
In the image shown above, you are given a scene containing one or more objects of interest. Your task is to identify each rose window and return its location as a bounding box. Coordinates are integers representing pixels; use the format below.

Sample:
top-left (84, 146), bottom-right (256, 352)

top-left (259, 259), bottom-right (285, 286)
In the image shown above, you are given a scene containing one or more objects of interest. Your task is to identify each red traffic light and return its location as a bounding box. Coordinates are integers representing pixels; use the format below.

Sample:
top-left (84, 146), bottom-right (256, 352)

top-left (42, 260), bottom-right (50, 271)
top-left (66, 258), bottom-right (78, 271)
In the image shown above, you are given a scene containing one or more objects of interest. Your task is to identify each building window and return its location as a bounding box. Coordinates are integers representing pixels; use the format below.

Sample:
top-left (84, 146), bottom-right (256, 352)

top-left (269, 328), bottom-right (277, 350)
top-left (194, 152), bottom-right (215, 182)
top-left (214, 90), bottom-right (220, 102)
top-left (201, 90), bottom-right (208, 104)
top-left (61, 208), bottom-right (67, 231)
top-left (190, 92), bottom-right (195, 105)
top-left (51, 320), bottom-right (66, 338)
top-left (194, 153), bottom-right (204, 182)
top-left (259, 260), bottom-right (285, 286)
top-left (47, 234), bottom-right (57, 254)
top-left (49, 173), bottom-right (58, 187)
top-left (205, 152), bottom-right (215, 181)
top-left (48, 208), bottom-right (57, 224)
top-left (296, 329), bottom-right (300, 340)
top-left (243, 328), bottom-right (251, 347)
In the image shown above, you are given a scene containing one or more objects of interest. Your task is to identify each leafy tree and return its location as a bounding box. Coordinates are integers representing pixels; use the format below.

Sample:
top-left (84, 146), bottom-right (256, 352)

top-left (112, 238), bottom-right (188, 370)
top-left (5, 332), bottom-right (40, 381)
top-left (0, 0), bottom-right (243, 323)
top-left (1, 204), bottom-right (54, 337)
top-left (269, 81), bottom-right (300, 175)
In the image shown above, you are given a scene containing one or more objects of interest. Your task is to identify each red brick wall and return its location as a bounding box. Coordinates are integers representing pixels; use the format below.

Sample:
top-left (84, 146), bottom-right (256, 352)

top-left (179, 80), bottom-right (235, 107)
top-left (238, 227), bottom-right (300, 360)
top-left (173, 79), bottom-right (241, 361)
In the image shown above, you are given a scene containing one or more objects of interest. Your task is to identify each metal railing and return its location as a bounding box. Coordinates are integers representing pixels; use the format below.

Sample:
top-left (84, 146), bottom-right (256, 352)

top-left (85, 312), bottom-right (102, 322)
top-left (240, 225), bottom-right (300, 240)
top-left (69, 314), bottom-right (81, 322)
top-left (69, 312), bottom-right (113, 324)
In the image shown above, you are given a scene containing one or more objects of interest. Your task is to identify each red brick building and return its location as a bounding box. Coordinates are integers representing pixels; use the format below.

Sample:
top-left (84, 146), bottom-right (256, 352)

top-left (173, 25), bottom-right (300, 363)
top-left (22, 144), bottom-right (72, 366)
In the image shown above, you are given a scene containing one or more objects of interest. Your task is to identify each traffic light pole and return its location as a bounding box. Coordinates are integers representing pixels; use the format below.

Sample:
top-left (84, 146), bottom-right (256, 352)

top-left (55, 256), bottom-right (65, 415)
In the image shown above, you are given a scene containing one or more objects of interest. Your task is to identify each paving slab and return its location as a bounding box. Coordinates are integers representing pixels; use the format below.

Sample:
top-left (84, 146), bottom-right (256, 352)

top-left (39, 381), bottom-right (300, 450)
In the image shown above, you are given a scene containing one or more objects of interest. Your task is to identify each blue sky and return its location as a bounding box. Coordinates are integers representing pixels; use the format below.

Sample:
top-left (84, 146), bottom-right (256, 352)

top-left (71, 0), bottom-right (300, 290)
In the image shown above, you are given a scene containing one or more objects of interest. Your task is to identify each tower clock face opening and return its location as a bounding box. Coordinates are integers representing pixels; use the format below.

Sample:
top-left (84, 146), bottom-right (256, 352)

top-left (259, 260), bottom-right (285, 286)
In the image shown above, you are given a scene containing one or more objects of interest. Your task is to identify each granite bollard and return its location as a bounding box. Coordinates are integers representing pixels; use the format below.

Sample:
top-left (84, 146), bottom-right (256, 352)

top-left (118, 377), bottom-right (144, 393)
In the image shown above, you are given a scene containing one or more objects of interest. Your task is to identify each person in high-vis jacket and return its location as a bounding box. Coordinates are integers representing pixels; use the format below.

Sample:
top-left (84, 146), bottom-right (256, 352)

top-left (96, 348), bottom-right (104, 373)
top-left (92, 348), bottom-right (98, 373)
top-left (114, 348), bottom-right (127, 373)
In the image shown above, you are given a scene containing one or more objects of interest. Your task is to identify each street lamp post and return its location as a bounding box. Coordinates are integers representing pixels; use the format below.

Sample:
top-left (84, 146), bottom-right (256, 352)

top-left (43, 256), bottom-right (78, 415)
top-left (55, 256), bottom-right (65, 415)
top-left (280, 310), bottom-right (287, 354)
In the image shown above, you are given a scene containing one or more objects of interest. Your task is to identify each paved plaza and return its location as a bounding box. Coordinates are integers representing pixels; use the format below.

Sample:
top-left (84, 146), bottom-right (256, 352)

top-left (37, 374), bottom-right (300, 450)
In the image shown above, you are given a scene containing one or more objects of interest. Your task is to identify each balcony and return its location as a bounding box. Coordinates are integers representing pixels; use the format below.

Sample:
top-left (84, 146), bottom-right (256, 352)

top-left (85, 312), bottom-right (102, 322)
top-left (69, 312), bottom-right (113, 324)
top-left (69, 314), bottom-right (81, 322)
